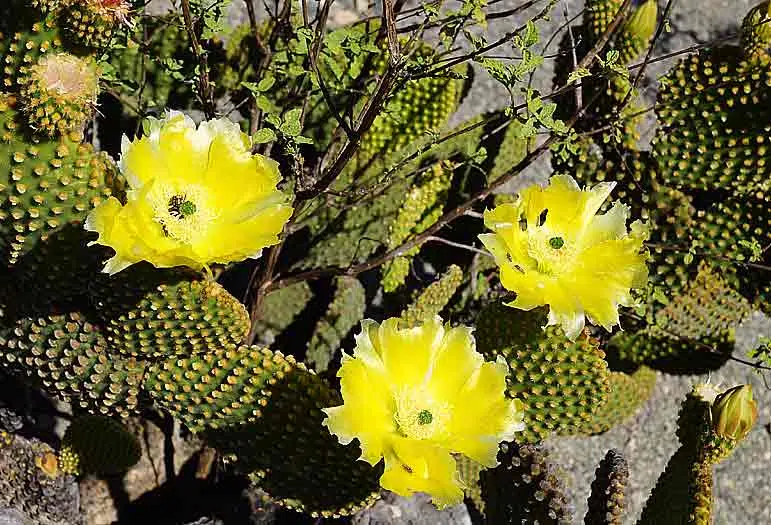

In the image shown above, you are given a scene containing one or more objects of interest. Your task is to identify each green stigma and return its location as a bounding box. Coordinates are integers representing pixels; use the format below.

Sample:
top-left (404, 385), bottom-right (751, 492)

top-left (549, 236), bottom-right (565, 249)
top-left (168, 194), bottom-right (197, 219)
top-left (179, 200), bottom-right (197, 217)
top-left (417, 410), bottom-right (433, 425)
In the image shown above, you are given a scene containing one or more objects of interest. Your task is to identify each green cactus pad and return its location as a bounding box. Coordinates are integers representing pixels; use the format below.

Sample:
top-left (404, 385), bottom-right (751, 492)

top-left (0, 19), bottom-right (63, 93)
top-left (610, 263), bottom-right (751, 367)
top-left (381, 162), bottom-right (453, 292)
top-left (0, 311), bottom-right (144, 417)
top-left (400, 264), bottom-right (463, 328)
top-left (58, 0), bottom-right (130, 49)
top-left (0, 94), bottom-right (120, 266)
top-left (654, 46), bottom-right (771, 192)
top-left (480, 441), bottom-right (573, 525)
top-left (251, 282), bottom-right (313, 346)
top-left (307, 276), bottom-right (366, 373)
top-left (20, 52), bottom-right (100, 136)
top-left (88, 264), bottom-right (249, 358)
top-left (581, 366), bottom-right (656, 435)
top-left (145, 345), bottom-right (381, 518)
top-left (61, 414), bottom-right (141, 475)
top-left (585, 449), bottom-right (629, 525)
top-left (475, 303), bottom-right (611, 443)
top-left (360, 43), bottom-right (462, 158)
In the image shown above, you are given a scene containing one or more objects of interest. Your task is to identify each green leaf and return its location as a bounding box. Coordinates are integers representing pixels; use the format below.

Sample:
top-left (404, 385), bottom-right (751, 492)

top-left (252, 128), bottom-right (277, 144)
top-left (257, 75), bottom-right (276, 92)
top-left (280, 108), bottom-right (303, 137)
top-left (566, 67), bottom-right (591, 84)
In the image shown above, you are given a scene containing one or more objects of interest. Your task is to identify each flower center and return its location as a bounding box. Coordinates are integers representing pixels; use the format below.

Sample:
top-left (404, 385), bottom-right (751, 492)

top-left (549, 236), bottom-right (564, 249)
top-left (527, 228), bottom-right (576, 275)
top-left (168, 195), bottom-right (197, 219)
top-left (149, 184), bottom-right (216, 245)
top-left (394, 387), bottom-right (450, 441)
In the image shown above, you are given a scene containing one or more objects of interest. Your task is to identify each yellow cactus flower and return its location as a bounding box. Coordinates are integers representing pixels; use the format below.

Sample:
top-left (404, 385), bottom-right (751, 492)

top-left (479, 174), bottom-right (649, 339)
top-left (86, 112), bottom-right (293, 274)
top-left (323, 317), bottom-right (525, 508)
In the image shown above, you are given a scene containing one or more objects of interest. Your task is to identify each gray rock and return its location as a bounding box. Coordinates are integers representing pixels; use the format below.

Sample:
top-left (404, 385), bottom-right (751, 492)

top-left (353, 492), bottom-right (472, 525)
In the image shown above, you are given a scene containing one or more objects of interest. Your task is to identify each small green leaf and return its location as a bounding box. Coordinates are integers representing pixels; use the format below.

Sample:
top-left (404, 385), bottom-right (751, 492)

top-left (566, 67), bottom-right (591, 84)
top-left (256, 76), bottom-right (276, 92)
top-left (280, 108), bottom-right (303, 137)
top-left (252, 128), bottom-right (277, 144)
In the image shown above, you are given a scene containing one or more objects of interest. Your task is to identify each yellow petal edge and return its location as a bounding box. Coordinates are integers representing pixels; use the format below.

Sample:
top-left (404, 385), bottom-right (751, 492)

top-left (85, 111), bottom-right (293, 274)
top-left (479, 174), bottom-right (649, 339)
top-left (322, 316), bottom-right (525, 508)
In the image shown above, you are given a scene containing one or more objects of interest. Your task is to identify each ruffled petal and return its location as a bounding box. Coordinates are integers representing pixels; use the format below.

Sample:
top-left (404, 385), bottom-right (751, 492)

top-left (427, 325), bottom-right (482, 404)
top-left (323, 354), bottom-right (395, 465)
top-left (374, 317), bottom-right (444, 390)
top-left (444, 358), bottom-right (525, 467)
top-left (380, 438), bottom-right (464, 508)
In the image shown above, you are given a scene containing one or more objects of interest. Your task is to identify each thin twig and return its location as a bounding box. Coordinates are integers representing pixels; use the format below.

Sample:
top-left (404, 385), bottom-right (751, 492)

top-left (427, 236), bottom-right (493, 257)
top-left (181, 0), bottom-right (215, 118)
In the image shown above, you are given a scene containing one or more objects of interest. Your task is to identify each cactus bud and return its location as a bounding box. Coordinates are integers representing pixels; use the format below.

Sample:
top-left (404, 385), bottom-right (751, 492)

top-left (711, 385), bottom-right (758, 441)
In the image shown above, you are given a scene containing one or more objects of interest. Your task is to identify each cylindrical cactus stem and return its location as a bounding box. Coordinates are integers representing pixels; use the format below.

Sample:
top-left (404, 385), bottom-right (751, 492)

top-left (585, 449), bottom-right (629, 525)
top-left (144, 345), bottom-right (381, 518)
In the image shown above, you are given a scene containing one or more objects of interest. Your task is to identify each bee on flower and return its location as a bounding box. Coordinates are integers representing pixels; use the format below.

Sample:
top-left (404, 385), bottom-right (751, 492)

top-left (323, 316), bottom-right (525, 508)
top-left (479, 174), bottom-right (649, 339)
top-left (85, 111), bottom-right (293, 274)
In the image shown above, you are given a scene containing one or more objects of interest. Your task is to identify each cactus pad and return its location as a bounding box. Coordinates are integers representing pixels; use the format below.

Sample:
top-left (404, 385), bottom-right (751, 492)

top-left (0, 311), bottom-right (144, 417)
top-left (306, 276), bottom-right (365, 373)
top-left (19, 52), bottom-right (100, 136)
top-left (61, 414), bottom-right (141, 475)
top-left (654, 46), bottom-right (771, 192)
top-left (480, 442), bottom-right (574, 525)
top-left (400, 264), bottom-right (463, 328)
top-left (0, 94), bottom-right (119, 266)
top-left (145, 345), bottom-right (381, 518)
top-left (88, 265), bottom-right (249, 358)
top-left (581, 366), bottom-right (656, 435)
top-left (475, 303), bottom-right (611, 443)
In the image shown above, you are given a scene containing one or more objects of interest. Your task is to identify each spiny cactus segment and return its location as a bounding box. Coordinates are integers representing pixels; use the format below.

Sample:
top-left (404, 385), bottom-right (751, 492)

top-left (306, 276), bottom-right (366, 373)
top-left (87, 264), bottom-right (250, 358)
top-left (581, 366), bottom-right (656, 435)
top-left (381, 161), bottom-right (454, 292)
top-left (400, 264), bottom-right (463, 328)
top-left (61, 414), bottom-right (141, 475)
top-left (584, 449), bottom-right (629, 525)
top-left (480, 441), bottom-right (574, 525)
top-left (476, 303), bottom-right (611, 443)
top-left (145, 344), bottom-right (381, 518)
top-left (0, 95), bottom-right (119, 266)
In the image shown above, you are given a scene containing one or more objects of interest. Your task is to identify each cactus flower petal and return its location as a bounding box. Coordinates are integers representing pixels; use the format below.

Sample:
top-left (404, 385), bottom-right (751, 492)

top-left (86, 111), bottom-right (292, 273)
top-left (480, 174), bottom-right (649, 339)
top-left (323, 316), bottom-right (525, 508)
